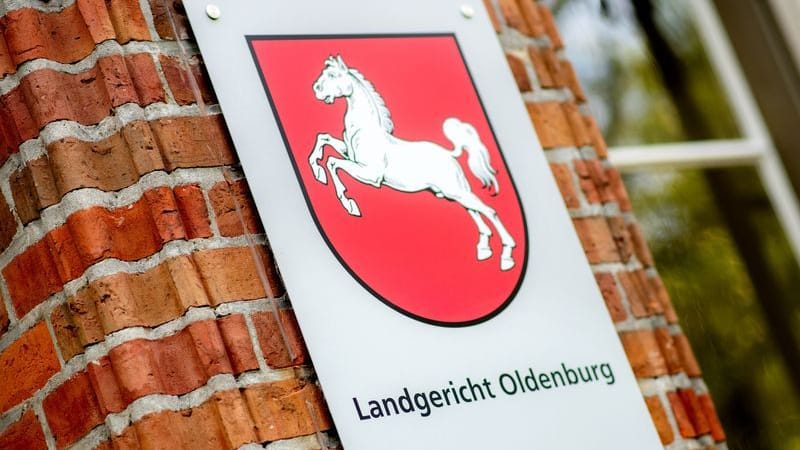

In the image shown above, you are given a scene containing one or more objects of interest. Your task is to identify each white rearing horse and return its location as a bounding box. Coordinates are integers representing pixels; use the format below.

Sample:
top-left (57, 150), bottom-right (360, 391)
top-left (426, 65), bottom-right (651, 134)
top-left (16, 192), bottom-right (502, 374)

top-left (309, 55), bottom-right (516, 271)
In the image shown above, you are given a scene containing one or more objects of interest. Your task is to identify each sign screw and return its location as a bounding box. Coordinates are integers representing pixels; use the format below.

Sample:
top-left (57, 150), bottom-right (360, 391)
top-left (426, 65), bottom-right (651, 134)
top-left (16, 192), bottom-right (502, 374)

top-left (205, 4), bottom-right (221, 19)
top-left (460, 4), bottom-right (475, 19)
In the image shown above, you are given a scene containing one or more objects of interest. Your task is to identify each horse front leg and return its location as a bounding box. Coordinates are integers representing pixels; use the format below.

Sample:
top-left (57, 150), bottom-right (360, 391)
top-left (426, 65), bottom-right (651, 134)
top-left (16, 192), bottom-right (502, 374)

top-left (309, 133), bottom-right (347, 184)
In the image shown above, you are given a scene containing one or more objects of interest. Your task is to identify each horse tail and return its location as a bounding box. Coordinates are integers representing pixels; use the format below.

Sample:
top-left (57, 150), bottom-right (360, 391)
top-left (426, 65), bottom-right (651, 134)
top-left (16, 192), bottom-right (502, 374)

top-left (442, 118), bottom-right (499, 194)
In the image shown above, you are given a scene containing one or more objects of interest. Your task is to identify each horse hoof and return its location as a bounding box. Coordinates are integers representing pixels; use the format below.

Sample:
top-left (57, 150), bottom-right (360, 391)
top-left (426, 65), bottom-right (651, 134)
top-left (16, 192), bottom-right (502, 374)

top-left (500, 257), bottom-right (515, 271)
top-left (477, 247), bottom-right (492, 261)
top-left (312, 165), bottom-right (328, 184)
top-left (345, 199), bottom-right (361, 216)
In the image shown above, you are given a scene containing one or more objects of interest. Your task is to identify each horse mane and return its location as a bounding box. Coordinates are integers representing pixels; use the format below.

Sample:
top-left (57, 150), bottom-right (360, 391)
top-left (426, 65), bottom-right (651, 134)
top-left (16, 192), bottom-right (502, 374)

top-left (347, 68), bottom-right (394, 134)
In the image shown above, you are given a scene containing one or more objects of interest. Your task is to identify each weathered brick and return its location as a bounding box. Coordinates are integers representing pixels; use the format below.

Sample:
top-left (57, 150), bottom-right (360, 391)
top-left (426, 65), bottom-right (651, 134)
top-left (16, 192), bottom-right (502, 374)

top-left (677, 388), bottom-right (711, 437)
top-left (159, 54), bottom-right (216, 105)
top-left (605, 167), bottom-right (631, 211)
top-left (628, 222), bottom-right (654, 267)
top-left (0, 409), bottom-right (47, 450)
top-left (573, 159), bottom-right (600, 205)
top-left (654, 328), bottom-right (682, 375)
top-left (526, 102), bottom-right (574, 149)
top-left (107, 320), bottom-right (233, 405)
top-left (43, 372), bottom-right (105, 449)
top-left (584, 115), bottom-right (609, 159)
top-left (0, 194), bottom-right (17, 252)
top-left (538, 4), bottom-right (563, 49)
top-left (244, 379), bottom-right (332, 442)
top-left (51, 304), bottom-right (85, 361)
top-left (562, 102), bottom-right (592, 147)
top-left (106, 0), bottom-right (151, 43)
top-left (208, 179), bottom-right (262, 237)
top-left (173, 184), bottom-right (212, 239)
top-left (619, 329), bottom-right (668, 378)
top-left (217, 314), bottom-right (259, 374)
top-left (698, 393), bottom-right (726, 442)
top-left (497, 0), bottom-right (530, 35)
top-left (86, 357), bottom-right (126, 416)
top-left (649, 275), bottom-right (679, 323)
top-left (505, 53), bottom-right (531, 92)
top-left (0, 322), bottom-right (61, 414)
top-left (561, 60), bottom-right (587, 102)
top-left (516, 0), bottom-right (546, 36)
top-left (667, 390), bottom-right (697, 438)
top-left (644, 396), bottom-right (674, 445)
top-left (4, 238), bottom-right (64, 317)
top-left (9, 163), bottom-right (44, 224)
top-left (0, 298), bottom-right (8, 334)
top-left (148, 0), bottom-right (190, 40)
top-left (131, 389), bottom-right (257, 449)
top-left (194, 246), bottom-right (285, 303)
top-left (549, 162), bottom-right (580, 209)
top-left (593, 272), bottom-right (626, 322)
top-left (528, 46), bottom-right (563, 89)
top-left (149, 115), bottom-right (236, 170)
top-left (617, 269), bottom-right (658, 318)
top-left (572, 217), bottom-right (620, 263)
top-left (252, 309), bottom-right (307, 369)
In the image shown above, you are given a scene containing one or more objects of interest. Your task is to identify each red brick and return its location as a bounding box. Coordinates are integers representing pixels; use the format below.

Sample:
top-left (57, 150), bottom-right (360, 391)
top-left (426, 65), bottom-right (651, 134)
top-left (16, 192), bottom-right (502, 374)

top-left (562, 102), bottom-right (592, 147)
top-left (606, 167), bottom-right (631, 211)
top-left (606, 216), bottom-right (634, 263)
top-left (617, 269), bottom-right (657, 318)
top-left (51, 304), bottom-right (84, 361)
top-left (549, 163), bottom-right (579, 209)
top-left (644, 396), bottom-right (674, 445)
top-left (538, 4), bottom-right (564, 49)
top-left (76, 0), bottom-right (116, 43)
top-left (107, 319), bottom-right (233, 405)
top-left (517, 0), bottom-right (546, 36)
top-left (173, 184), bottom-right (212, 239)
top-left (572, 217), bottom-right (620, 263)
top-left (159, 54), bottom-right (216, 106)
top-left (4, 239), bottom-right (64, 317)
top-left (0, 35), bottom-right (14, 78)
top-left (667, 390), bottom-right (697, 438)
top-left (148, 0), bottom-right (190, 40)
top-left (0, 88), bottom-right (37, 160)
top-left (498, 0), bottom-right (530, 35)
top-left (0, 409), bottom-right (47, 450)
top-left (677, 389), bottom-right (711, 436)
top-left (528, 47), bottom-right (557, 88)
top-left (124, 54), bottom-right (166, 105)
top-left (66, 191), bottom-right (168, 265)
top-left (0, 322), bottom-right (61, 413)
top-left (561, 61), bottom-right (587, 102)
top-left (654, 328), bottom-right (682, 375)
top-left (1, 4), bottom-right (96, 67)
top-left (252, 309), bottom-right (308, 368)
top-left (619, 329), bottom-right (668, 378)
top-left (45, 222), bottom-right (88, 282)
top-left (0, 299), bottom-right (8, 334)
top-left (698, 393), bottom-right (726, 442)
top-left (208, 179), bottom-right (262, 237)
top-left (131, 389), bottom-right (257, 449)
top-left (43, 372), bottom-right (105, 449)
top-left (673, 333), bottom-right (702, 377)
top-left (87, 357), bottom-right (126, 415)
top-left (526, 102), bottom-right (575, 149)
top-left (628, 222), bottom-right (654, 267)
top-left (244, 379), bottom-right (332, 442)
top-left (194, 246), bottom-right (285, 303)
top-left (217, 314), bottom-right (259, 374)
top-left (149, 115), bottom-right (236, 170)
top-left (106, 0), bottom-right (151, 43)
top-left (505, 53), bottom-right (531, 92)
top-left (143, 187), bottom-right (188, 242)
top-left (0, 194), bottom-right (17, 253)
top-left (573, 159), bottom-right (600, 205)
top-left (593, 272), bottom-right (626, 322)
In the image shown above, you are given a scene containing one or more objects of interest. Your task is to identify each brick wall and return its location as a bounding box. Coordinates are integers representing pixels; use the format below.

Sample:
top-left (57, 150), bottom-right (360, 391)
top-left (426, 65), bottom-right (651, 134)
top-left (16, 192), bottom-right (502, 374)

top-left (0, 0), bottom-right (725, 448)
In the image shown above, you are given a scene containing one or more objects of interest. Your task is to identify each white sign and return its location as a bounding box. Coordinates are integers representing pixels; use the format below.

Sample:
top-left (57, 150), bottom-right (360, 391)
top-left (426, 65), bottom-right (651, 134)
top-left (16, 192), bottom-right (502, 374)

top-left (184, 1), bottom-right (662, 448)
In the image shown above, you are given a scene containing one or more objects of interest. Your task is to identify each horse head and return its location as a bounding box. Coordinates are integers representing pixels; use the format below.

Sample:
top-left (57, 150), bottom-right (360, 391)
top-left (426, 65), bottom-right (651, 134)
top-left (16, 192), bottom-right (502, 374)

top-left (313, 55), bottom-right (353, 104)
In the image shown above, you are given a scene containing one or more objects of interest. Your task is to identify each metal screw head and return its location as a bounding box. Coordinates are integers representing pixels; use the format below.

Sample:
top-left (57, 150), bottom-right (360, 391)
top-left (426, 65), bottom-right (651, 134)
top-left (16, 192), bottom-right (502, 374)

top-left (206, 4), bottom-right (221, 20)
top-left (461, 4), bottom-right (475, 19)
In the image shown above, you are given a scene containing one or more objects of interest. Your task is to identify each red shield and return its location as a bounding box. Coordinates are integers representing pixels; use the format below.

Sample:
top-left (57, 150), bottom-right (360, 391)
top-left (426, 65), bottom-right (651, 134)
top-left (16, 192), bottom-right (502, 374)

top-left (248, 35), bottom-right (528, 326)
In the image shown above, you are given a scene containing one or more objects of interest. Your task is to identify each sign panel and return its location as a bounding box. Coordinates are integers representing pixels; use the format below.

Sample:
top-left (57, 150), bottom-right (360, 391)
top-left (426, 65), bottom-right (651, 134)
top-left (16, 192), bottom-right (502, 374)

top-left (185, 1), bottom-right (662, 448)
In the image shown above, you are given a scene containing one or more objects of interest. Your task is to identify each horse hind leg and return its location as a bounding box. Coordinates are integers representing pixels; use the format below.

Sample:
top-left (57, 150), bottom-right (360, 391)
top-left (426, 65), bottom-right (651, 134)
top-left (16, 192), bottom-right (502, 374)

top-left (467, 210), bottom-right (492, 261)
top-left (457, 193), bottom-right (517, 271)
